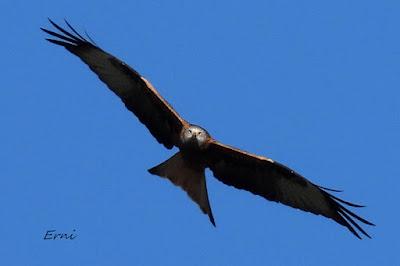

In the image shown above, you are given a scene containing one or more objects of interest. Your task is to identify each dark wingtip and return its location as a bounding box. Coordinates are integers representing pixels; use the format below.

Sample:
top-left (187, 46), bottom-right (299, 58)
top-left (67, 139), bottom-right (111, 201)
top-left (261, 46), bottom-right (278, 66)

top-left (330, 193), bottom-right (366, 208)
top-left (48, 17), bottom-right (57, 27)
top-left (339, 209), bottom-right (372, 239)
top-left (330, 198), bottom-right (375, 239)
top-left (40, 26), bottom-right (77, 44)
top-left (209, 214), bottom-right (216, 227)
top-left (85, 30), bottom-right (97, 45)
top-left (317, 184), bottom-right (374, 239)
top-left (45, 38), bottom-right (66, 46)
top-left (64, 18), bottom-right (89, 42)
top-left (318, 185), bottom-right (343, 193)
top-left (147, 167), bottom-right (158, 175)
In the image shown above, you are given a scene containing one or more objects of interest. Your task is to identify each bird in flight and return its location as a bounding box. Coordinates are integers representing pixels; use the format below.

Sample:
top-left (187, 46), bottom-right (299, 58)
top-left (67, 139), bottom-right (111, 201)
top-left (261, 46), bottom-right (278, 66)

top-left (41, 19), bottom-right (374, 239)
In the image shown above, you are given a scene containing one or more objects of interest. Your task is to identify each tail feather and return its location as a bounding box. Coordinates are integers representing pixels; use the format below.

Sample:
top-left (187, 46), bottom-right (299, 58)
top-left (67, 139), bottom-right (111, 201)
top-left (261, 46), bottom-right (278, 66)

top-left (148, 152), bottom-right (215, 226)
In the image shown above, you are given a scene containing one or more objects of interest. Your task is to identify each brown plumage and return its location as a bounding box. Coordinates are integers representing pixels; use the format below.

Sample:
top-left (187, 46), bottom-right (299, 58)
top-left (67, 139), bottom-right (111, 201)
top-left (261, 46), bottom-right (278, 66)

top-left (41, 19), bottom-right (374, 239)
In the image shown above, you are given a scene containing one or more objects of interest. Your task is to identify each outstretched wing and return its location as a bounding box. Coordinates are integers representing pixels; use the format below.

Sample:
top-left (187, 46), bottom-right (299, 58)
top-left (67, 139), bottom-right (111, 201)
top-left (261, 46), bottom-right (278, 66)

top-left (41, 19), bottom-right (188, 149)
top-left (205, 141), bottom-right (374, 239)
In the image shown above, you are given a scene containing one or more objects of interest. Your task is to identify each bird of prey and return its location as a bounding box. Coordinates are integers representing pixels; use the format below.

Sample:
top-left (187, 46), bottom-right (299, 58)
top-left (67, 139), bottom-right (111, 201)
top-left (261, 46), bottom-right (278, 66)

top-left (41, 19), bottom-right (374, 239)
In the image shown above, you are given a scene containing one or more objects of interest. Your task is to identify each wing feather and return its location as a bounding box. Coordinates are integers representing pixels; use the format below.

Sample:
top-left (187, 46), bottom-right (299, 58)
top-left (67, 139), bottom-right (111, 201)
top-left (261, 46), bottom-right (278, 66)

top-left (41, 19), bottom-right (188, 149)
top-left (205, 141), bottom-right (374, 239)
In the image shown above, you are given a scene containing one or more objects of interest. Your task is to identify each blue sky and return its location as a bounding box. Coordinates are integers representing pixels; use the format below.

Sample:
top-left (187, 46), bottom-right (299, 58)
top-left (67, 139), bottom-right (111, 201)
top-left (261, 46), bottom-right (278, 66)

top-left (1, 0), bottom-right (399, 265)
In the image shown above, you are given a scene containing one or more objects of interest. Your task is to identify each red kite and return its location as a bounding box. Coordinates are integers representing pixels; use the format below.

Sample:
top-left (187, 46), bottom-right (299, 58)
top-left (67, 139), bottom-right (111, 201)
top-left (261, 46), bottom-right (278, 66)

top-left (41, 19), bottom-right (374, 239)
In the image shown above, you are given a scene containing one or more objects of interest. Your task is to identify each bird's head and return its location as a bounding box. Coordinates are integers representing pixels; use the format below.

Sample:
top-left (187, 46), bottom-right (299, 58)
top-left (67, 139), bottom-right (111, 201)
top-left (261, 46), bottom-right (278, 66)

top-left (181, 125), bottom-right (211, 150)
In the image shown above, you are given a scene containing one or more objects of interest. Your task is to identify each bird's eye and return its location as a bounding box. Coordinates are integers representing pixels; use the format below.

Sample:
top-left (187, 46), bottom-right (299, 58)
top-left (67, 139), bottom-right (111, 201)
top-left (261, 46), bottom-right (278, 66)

top-left (184, 129), bottom-right (193, 138)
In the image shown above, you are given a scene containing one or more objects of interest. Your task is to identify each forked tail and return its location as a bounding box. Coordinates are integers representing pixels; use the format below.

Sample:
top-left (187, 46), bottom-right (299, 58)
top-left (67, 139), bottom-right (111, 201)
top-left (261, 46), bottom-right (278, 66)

top-left (148, 152), bottom-right (215, 226)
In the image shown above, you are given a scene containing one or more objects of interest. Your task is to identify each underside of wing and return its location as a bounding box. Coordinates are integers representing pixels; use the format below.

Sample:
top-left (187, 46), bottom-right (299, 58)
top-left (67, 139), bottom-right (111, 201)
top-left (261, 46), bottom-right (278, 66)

top-left (41, 19), bottom-right (188, 149)
top-left (205, 141), bottom-right (374, 239)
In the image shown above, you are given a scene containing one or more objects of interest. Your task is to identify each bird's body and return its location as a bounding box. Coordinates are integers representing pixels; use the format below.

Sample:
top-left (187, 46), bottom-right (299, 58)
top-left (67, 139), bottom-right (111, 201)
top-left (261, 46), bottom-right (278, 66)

top-left (41, 19), bottom-right (374, 239)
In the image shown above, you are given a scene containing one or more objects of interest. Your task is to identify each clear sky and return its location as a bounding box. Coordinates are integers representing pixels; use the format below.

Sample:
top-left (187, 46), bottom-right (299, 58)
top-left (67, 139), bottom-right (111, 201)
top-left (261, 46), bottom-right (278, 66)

top-left (1, 0), bottom-right (399, 265)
